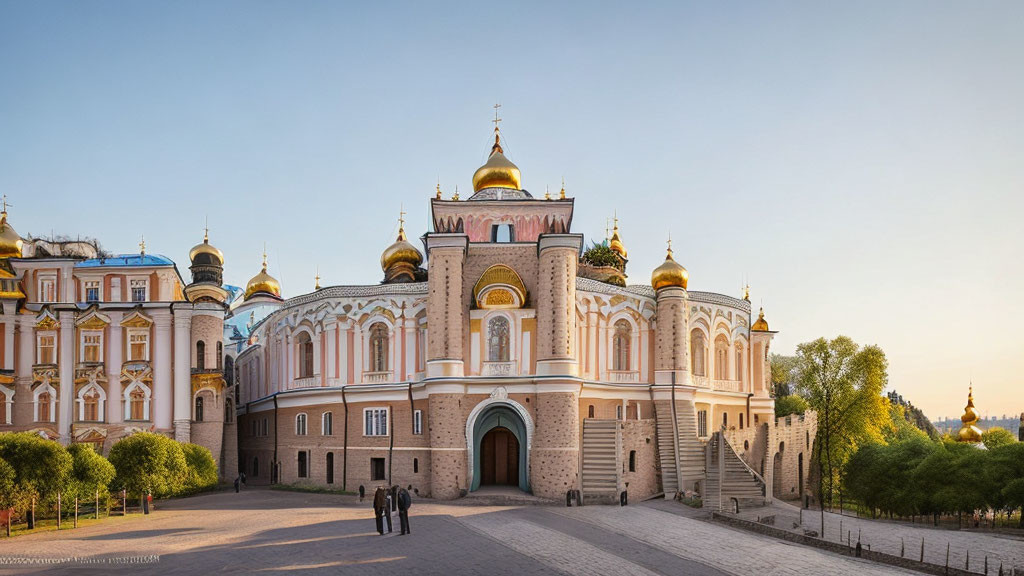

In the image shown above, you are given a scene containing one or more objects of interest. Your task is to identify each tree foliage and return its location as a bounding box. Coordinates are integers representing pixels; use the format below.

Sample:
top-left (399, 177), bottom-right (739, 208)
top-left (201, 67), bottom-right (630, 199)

top-left (775, 394), bottom-right (808, 418)
top-left (981, 427), bottom-right (1016, 450)
top-left (108, 432), bottom-right (188, 498)
top-left (581, 243), bottom-right (623, 269)
top-left (0, 432), bottom-right (73, 508)
top-left (794, 336), bottom-right (889, 508)
top-left (181, 443), bottom-right (218, 494)
top-left (67, 443), bottom-right (116, 501)
top-left (770, 354), bottom-right (798, 397)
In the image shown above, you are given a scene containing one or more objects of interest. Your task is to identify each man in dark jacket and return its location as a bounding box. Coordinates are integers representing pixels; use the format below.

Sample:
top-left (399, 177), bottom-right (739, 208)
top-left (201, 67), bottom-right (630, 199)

top-left (396, 485), bottom-right (412, 535)
top-left (372, 487), bottom-right (387, 535)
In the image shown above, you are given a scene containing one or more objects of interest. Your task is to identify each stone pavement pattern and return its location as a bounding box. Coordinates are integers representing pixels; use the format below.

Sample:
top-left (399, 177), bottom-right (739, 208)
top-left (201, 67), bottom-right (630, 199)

top-left (0, 488), bottom-right (923, 575)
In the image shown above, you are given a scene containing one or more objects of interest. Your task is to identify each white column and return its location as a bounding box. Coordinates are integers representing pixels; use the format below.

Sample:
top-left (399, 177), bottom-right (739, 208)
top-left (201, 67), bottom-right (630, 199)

top-left (285, 332), bottom-right (293, 386)
top-left (3, 318), bottom-right (14, 371)
top-left (586, 310), bottom-right (598, 379)
top-left (353, 325), bottom-right (363, 382)
top-left (152, 310), bottom-right (173, 431)
top-left (325, 324), bottom-right (337, 381)
top-left (404, 318), bottom-right (416, 381)
top-left (173, 310), bottom-right (192, 442)
top-left (56, 312), bottom-right (74, 443)
top-left (312, 326), bottom-right (322, 378)
top-left (338, 321), bottom-right (349, 385)
top-left (106, 311), bottom-right (123, 423)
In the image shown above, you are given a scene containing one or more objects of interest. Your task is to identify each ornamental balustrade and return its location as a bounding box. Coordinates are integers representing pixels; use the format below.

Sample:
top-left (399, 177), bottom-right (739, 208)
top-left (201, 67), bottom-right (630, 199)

top-left (362, 371), bottom-right (392, 384)
top-left (607, 370), bottom-right (640, 383)
top-left (481, 361), bottom-right (516, 377)
top-left (691, 375), bottom-right (711, 389)
top-left (291, 376), bottom-right (321, 389)
top-left (712, 379), bottom-right (743, 393)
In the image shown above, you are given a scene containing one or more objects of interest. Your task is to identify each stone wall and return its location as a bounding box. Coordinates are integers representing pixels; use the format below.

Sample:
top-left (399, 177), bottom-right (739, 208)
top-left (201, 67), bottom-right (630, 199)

top-left (190, 314), bottom-right (222, 370)
top-left (531, 391), bottom-right (579, 498)
top-left (428, 393), bottom-right (465, 499)
top-left (767, 412), bottom-right (817, 503)
top-left (621, 419), bottom-right (659, 500)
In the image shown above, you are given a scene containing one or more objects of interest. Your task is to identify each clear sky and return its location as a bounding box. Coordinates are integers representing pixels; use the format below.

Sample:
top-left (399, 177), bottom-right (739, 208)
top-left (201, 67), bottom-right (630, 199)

top-left (1, 1), bottom-right (1021, 420)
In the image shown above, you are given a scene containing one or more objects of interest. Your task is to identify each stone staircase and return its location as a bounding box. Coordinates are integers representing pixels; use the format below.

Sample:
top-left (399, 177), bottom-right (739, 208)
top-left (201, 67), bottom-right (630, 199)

top-left (705, 431), bottom-right (766, 511)
top-left (581, 419), bottom-right (619, 503)
top-left (655, 400), bottom-right (704, 497)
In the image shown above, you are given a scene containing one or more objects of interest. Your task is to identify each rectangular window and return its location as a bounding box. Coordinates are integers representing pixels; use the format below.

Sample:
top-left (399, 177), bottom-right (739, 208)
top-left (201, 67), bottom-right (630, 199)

top-left (697, 410), bottom-right (708, 438)
top-left (296, 413), bottom-right (307, 436)
top-left (129, 331), bottom-right (149, 361)
top-left (322, 412), bottom-right (333, 436)
top-left (38, 277), bottom-right (57, 303)
top-left (364, 407), bottom-right (388, 436)
top-left (370, 457), bottom-right (386, 481)
top-left (85, 281), bottom-right (100, 303)
top-left (37, 334), bottom-right (56, 364)
top-left (261, 418), bottom-right (268, 437)
top-left (297, 451), bottom-right (308, 478)
top-left (130, 279), bottom-right (147, 302)
top-left (82, 332), bottom-right (102, 363)
top-left (413, 410), bottom-right (422, 435)
top-left (616, 405), bottom-right (623, 420)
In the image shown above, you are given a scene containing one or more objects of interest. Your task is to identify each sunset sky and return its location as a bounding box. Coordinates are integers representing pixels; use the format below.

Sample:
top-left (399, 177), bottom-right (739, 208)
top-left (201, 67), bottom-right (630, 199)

top-left (1, 1), bottom-right (1021, 419)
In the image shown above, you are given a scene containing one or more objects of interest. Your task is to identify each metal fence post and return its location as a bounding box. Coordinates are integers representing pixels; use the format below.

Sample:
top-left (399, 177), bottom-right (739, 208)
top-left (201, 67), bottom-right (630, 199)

top-left (74, 498), bottom-right (78, 528)
top-left (56, 493), bottom-right (61, 530)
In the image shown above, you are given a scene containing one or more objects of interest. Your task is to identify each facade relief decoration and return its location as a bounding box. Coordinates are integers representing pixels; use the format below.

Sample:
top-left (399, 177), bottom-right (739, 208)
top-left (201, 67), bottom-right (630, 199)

top-left (474, 264), bottom-right (527, 309)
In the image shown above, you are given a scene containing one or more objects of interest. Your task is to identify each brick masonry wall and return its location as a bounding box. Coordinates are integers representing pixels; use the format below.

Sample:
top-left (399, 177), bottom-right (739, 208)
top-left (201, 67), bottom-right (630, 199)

top-left (429, 393), bottom-right (465, 499)
top-left (621, 419), bottom-right (659, 499)
top-left (190, 315), bottom-right (222, 369)
top-left (531, 391), bottom-right (579, 498)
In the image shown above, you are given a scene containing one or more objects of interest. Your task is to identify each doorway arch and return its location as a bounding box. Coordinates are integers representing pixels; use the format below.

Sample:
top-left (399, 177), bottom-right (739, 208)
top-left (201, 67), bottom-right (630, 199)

top-left (469, 404), bottom-right (530, 492)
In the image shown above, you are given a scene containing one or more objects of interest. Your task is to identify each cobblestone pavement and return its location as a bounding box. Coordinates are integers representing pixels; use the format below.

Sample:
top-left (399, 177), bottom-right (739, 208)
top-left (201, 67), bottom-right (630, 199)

top-left (795, 506), bottom-right (1024, 573)
top-left (0, 488), bottom-right (920, 575)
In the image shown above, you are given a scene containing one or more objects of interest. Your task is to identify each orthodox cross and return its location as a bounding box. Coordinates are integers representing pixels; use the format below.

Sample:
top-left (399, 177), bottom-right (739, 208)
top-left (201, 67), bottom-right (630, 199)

top-left (139, 235), bottom-right (146, 255)
top-left (492, 103), bottom-right (502, 131)
top-left (1, 195), bottom-right (9, 214)
top-left (204, 216), bottom-right (210, 242)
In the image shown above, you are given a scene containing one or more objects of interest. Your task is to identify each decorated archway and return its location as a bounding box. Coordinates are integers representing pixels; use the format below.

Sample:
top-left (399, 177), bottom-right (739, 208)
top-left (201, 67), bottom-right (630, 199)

top-left (466, 390), bottom-right (532, 493)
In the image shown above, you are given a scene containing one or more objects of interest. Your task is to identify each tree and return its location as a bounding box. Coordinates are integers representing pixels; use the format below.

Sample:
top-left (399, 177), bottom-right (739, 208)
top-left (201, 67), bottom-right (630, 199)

top-left (0, 432), bottom-right (73, 510)
top-left (770, 354), bottom-right (798, 398)
top-left (775, 394), bottom-right (808, 418)
top-left (0, 456), bottom-right (19, 512)
top-left (108, 432), bottom-right (187, 499)
top-left (67, 443), bottom-right (116, 502)
top-left (989, 443), bottom-right (1024, 527)
top-left (794, 336), bottom-right (889, 511)
top-left (181, 443), bottom-right (218, 494)
top-left (981, 427), bottom-right (1016, 450)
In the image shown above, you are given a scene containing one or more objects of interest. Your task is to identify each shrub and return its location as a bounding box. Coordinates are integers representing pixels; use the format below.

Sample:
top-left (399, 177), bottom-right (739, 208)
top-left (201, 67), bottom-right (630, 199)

top-left (581, 243), bottom-right (623, 268)
top-left (181, 443), bottom-right (218, 494)
top-left (108, 432), bottom-right (188, 499)
top-left (0, 432), bottom-right (73, 509)
top-left (67, 443), bottom-right (116, 502)
top-left (774, 394), bottom-right (808, 418)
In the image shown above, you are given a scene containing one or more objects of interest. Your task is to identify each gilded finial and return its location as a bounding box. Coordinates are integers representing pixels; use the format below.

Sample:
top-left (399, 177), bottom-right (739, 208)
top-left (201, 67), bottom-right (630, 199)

top-left (203, 216), bottom-right (209, 244)
top-left (743, 284), bottom-right (750, 301)
top-left (315, 267), bottom-right (321, 291)
top-left (397, 205), bottom-right (407, 241)
top-left (545, 185), bottom-right (551, 200)
top-left (1, 195), bottom-right (9, 217)
top-left (452, 185), bottom-right (460, 201)
top-left (491, 103), bottom-right (504, 153)
top-left (667, 233), bottom-right (673, 257)
top-left (560, 177), bottom-right (566, 199)
top-left (261, 243), bottom-right (268, 271)
top-left (139, 235), bottom-right (146, 256)
top-left (435, 178), bottom-right (442, 200)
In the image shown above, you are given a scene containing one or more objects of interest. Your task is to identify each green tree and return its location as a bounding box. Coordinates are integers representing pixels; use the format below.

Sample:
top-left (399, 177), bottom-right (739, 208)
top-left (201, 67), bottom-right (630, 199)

top-left (0, 455), bottom-right (19, 512)
top-left (883, 403), bottom-right (929, 443)
top-left (794, 336), bottom-right (889, 511)
top-left (989, 443), bottom-right (1024, 527)
top-left (67, 443), bottom-right (116, 502)
top-left (981, 427), bottom-right (1016, 450)
top-left (181, 443), bottom-right (218, 494)
top-left (770, 354), bottom-right (798, 398)
top-left (0, 432), bottom-right (73, 510)
top-left (108, 432), bottom-right (187, 499)
top-left (774, 394), bottom-right (808, 417)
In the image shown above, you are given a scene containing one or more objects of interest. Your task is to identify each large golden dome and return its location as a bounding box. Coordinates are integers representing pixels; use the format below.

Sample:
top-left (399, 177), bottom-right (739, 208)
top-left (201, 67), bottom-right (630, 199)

top-left (957, 386), bottom-right (983, 443)
top-left (244, 255), bottom-right (281, 300)
top-left (381, 226), bottom-right (423, 271)
top-left (651, 243), bottom-right (688, 291)
top-left (189, 231), bottom-right (224, 266)
top-left (751, 308), bottom-right (770, 331)
top-left (609, 222), bottom-right (627, 259)
top-left (472, 129), bottom-right (522, 192)
top-left (0, 209), bottom-right (24, 259)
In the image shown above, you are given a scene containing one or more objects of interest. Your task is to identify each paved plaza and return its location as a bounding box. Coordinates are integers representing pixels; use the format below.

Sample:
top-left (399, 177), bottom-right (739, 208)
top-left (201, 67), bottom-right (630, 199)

top-left (0, 488), bottom-right (987, 575)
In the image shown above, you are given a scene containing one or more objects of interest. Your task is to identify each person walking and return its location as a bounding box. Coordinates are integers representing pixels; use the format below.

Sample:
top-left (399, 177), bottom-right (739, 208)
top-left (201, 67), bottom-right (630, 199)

top-left (397, 485), bottom-right (412, 535)
top-left (240, 472), bottom-right (246, 488)
top-left (358, 485), bottom-right (365, 503)
top-left (233, 476), bottom-right (240, 493)
top-left (373, 487), bottom-right (386, 535)
top-left (383, 487), bottom-right (394, 534)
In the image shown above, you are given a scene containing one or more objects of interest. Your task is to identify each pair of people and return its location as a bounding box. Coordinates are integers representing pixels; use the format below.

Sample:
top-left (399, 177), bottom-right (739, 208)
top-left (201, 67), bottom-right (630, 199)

top-left (373, 485), bottom-right (411, 535)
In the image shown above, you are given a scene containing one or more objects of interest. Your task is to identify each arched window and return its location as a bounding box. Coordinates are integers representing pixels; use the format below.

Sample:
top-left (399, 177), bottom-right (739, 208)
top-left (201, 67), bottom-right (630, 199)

top-left (196, 340), bottom-right (206, 370)
top-left (723, 412), bottom-right (728, 428)
top-left (413, 457), bottom-right (419, 473)
top-left (38, 390), bottom-right (52, 422)
top-left (735, 345), bottom-right (745, 385)
top-left (297, 332), bottom-right (314, 378)
top-left (296, 413), bottom-right (308, 436)
top-left (322, 411), bottom-right (333, 436)
top-left (83, 389), bottom-right (100, 421)
top-left (195, 396), bottom-right (204, 422)
top-left (369, 324), bottom-right (389, 373)
top-left (224, 356), bottom-right (235, 387)
top-left (690, 330), bottom-right (706, 377)
top-left (129, 388), bottom-right (146, 420)
top-left (613, 319), bottom-right (631, 371)
top-left (739, 413), bottom-right (744, 430)
top-left (487, 316), bottom-right (510, 362)
top-left (588, 405), bottom-right (595, 418)
top-left (714, 335), bottom-right (729, 380)
top-left (216, 342), bottom-right (223, 369)
top-left (326, 452), bottom-right (334, 484)
top-left (628, 450), bottom-right (637, 472)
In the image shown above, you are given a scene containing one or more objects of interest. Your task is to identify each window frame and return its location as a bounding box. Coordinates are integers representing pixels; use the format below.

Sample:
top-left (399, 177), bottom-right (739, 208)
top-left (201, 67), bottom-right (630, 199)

top-left (295, 412), bottom-right (308, 436)
top-left (413, 409), bottom-right (422, 435)
top-left (84, 280), bottom-right (101, 303)
top-left (38, 275), bottom-right (57, 303)
top-left (80, 330), bottom-right (103, 364)
top-left (363, 407), bottom-right (389, 437)
top-left (129, 278), bottom-right (148, 303)
top-left (36, 331), bottom-right (57, 365)
top-left (127, 328), bottom-right (150, 362)
top-left (322, 411), bottom-right (333, 436)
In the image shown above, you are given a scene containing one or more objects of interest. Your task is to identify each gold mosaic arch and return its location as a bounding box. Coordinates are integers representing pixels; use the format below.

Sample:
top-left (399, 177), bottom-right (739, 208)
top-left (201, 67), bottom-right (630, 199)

top-left (473, 264), bottom-right (527, 309)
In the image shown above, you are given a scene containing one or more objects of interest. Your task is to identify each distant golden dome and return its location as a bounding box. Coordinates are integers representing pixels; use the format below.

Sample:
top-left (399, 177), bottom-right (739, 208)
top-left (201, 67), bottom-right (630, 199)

top-left (244, 255), bottom-right (281, 300)
top-left (957, 386), bottom-right (983, 443)
top-left (189, 232), bottom-right (224, 266)
top-left (752, 307), bottom-right (770, 331)
top-left (609, 223), bottom-right (627, 259)
top-left (0, 210), bottom-right (24, 259)
top-left (380, 226), bottom-right (423, 272)
top-left (472, 130), bottom-right (522, 192)
top-left (651, 244), bottom-right (688, 291)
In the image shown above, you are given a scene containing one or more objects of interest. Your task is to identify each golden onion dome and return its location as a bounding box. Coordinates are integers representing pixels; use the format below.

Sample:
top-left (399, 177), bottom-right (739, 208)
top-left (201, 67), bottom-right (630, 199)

top-left (609, 223), bottom-right (627, 259)
top-left (380, 226), bottom-right (423, 271)
top-left (0, 209), bottom-right (24, 259)
top-left (189, 231), bottom-right (224, 266)
top-left (752, 307), bottom-right (770, 331)
top-left (472, 129), bottom-right (522, 192)
top-left (244, 255), bottom-right (281, 300)
top-left (651, 243), bottom-right (688, 291)
top-left (957, 386), bottom-right (984, 443)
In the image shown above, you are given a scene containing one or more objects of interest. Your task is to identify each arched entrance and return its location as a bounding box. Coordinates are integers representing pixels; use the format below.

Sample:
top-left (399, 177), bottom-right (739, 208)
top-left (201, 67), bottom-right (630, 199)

top-left (480, 427), bottom-right (519, 486)
top-left (470, 404), bottom-right (529, 492)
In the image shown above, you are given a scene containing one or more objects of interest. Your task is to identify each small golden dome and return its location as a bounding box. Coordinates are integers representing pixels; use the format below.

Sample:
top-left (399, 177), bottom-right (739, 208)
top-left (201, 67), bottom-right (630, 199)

top-left (189, 231), bottom-right (224, 266)
top-left (609, 223), bottom-right (627, 259)
top-left (651, 243), bottom-right (688, 291)
top-left (957, 386), bottom-right (983, 443)
top-left (752, 307), bottom-right (770, 331)
top-left (380, 226), bottom-right (423, 271)
top-left (471, 130), bottom-right (522, 192)
top-left (244, 254), bottom-right (281, 300)
top-left (0, 209), bottom-right (24, 259)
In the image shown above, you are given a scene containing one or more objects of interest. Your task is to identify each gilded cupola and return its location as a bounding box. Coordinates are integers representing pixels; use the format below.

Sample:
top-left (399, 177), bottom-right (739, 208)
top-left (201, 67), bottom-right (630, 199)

top-left (751, 307), bottom-right (770, 331)
top-left (471, 127), bottom-right (522, 193)
top-left (244, 252), bottom-right (282, 300)
top-left (651, 239), bottom-right (688, 291)
top-left (609, 220), bottom-right (627, 259)
top-left (957, 386), bottom-right (984, 443)
top-left (0, 201), bottom-right (24, 260)
top-left (381, 213), bottom-right (423, 284)
top-left (189, 227), bottom-right (225, 287)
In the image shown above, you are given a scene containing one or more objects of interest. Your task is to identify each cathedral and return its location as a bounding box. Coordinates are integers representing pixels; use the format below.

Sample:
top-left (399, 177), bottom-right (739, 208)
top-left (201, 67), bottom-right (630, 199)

top-left (0, 117), bottom-right (816, 507)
